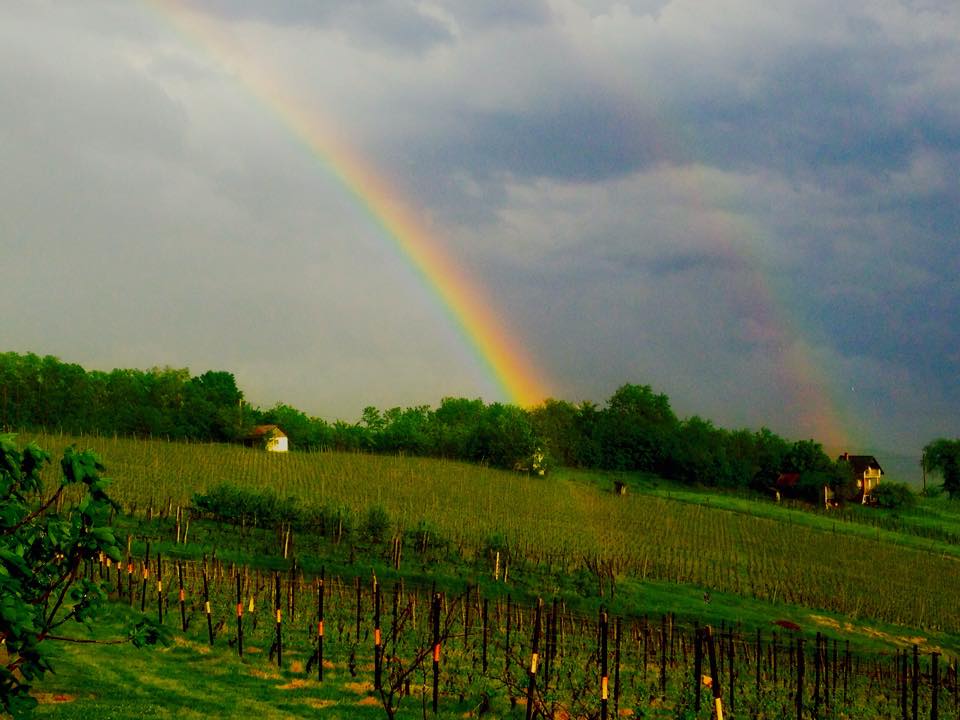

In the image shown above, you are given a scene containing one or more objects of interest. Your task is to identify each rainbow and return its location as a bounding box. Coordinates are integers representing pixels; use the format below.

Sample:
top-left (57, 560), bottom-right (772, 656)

top-left (144, 2), bottom-right (856, 450)
top-left (675, 164), bottom-right (854, 451)
top-left (146, 0), bottom-right (549, 407)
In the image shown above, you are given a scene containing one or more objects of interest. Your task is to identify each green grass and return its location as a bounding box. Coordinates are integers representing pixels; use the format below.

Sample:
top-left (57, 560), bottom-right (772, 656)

top-left (30, 606), bottom-right (388, 720)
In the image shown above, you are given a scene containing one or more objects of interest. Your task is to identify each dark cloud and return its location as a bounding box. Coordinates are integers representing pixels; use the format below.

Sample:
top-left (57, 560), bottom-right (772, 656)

top-left (191, 0), bottom-right (453, 52)
top-left (439, 0), bottom-right (554, 30)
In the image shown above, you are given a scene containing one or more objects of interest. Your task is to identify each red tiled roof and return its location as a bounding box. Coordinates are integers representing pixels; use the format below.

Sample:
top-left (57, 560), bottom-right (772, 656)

top-left (248, 424), bottom-right (286, 438)
top-left (776, 472), bottom-right (801, 488)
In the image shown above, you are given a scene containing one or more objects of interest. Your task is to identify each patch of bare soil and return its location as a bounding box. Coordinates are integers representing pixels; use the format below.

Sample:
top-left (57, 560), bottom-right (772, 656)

top-left (172, 636), bottom-right (211, 654)
top-left (304, 699), bottom-right (337, 709)
top-left (278, 679), bottom-right (310, 690)
top-left (345, 681), bottom-right (375, 695)
top-left (808, 614), bottom-right (942, 654)
top-left (34, 693), bottom-right (76, 704)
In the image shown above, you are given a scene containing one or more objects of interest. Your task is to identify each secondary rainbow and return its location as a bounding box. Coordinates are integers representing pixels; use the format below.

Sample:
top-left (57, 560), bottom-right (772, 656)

top-left (147, 0), bottom-right (549, 407)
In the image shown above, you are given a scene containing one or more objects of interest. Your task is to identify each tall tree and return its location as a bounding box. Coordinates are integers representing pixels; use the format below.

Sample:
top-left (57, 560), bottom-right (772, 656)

top-left (923, 439), bottom-right (960, 499)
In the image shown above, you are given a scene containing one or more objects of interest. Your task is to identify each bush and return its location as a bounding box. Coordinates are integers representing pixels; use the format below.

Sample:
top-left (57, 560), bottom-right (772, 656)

top-left (405, 520), bottom-right (449, 552)
top-left (361, 504), bottom-right (392, 544)
top-left (872, 482), bottom-right (915, 509)
top-left (191, 484), bottom-right (302, 526)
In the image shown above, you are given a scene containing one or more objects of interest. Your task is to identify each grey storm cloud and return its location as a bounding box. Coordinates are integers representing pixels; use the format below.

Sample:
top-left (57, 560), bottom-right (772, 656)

top-left (189, 0), bottom-right (454, 51)
top-left (2, 0), bottom-right (959, 471)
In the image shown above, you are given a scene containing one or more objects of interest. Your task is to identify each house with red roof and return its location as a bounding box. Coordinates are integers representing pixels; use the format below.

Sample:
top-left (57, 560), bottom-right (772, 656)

top-left (244, 424), bottom-right (288, 452)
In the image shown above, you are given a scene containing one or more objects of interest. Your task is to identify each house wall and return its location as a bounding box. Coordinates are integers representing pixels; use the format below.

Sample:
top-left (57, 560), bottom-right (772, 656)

top-left (265, 436), bottom-right (288, 452)
top-left (862, 468), bottom-right (881, 491)
top-left (858, 467), bottom-right (882, 501)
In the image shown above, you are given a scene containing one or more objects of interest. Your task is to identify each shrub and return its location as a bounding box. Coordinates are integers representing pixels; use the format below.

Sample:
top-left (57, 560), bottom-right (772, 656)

top-left (362, 504), bottom-right (392, 544)
top-left (405, 520), bottom-right (449, 552)
top-left (872, 482), bottom-right (915, 509)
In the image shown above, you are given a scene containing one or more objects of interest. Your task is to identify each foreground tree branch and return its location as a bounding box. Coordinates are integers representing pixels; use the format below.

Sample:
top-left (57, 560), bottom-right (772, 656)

top-left (0, 434), bottom-right (165, 719)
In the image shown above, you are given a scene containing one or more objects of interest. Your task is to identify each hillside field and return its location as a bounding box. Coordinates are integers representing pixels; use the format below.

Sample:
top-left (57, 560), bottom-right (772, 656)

top-left (18, 431), bottom-right (960, 718)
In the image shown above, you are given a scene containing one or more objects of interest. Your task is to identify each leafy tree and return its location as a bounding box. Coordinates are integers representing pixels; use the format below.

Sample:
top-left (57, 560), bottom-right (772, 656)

top-left (923, 439), bottom-right (960, 499)
top-left (378, 406), bottom-right (432, 455)
top-left (473, 403), bottom-right (539, 471)
top-left (597, 384), bottom-right (678, 472)
top-left (669, 417), bottom-right (739, 487)
top-left (430, 397), bottom-right (485, 459)
top-left (0, 434), bottom-right (163, 717)
top-left (528, 399), bottom-right (582, 467)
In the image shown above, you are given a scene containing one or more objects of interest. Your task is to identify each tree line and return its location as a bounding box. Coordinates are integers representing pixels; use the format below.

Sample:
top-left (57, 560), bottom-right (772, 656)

top-left (0, 350), bottom-right (940, 499)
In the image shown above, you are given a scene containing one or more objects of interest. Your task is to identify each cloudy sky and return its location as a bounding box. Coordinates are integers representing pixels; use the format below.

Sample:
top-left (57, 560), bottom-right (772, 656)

top-left (2, 1), bottom-right (958, 469)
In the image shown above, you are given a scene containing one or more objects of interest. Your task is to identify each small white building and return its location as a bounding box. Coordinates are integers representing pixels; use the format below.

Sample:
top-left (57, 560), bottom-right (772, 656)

top-left (245, 424), bottom-right (289, 452)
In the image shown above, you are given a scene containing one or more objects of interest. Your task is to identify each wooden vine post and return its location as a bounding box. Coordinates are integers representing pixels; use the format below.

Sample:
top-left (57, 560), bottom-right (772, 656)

top-left (156, 552), bottom-right (164, 625)
top-left (706, 626), bottom-right (723, 720)
top-left (177, 561), bottom-right (187, 633)
top-left (432, 592), bottom-right (442, 714)
top-left (373, 577), bottom-right (382, 691)
top-left (796, 637), bottom-right (805, 720)
top-left (525, 598), bottom-right (543, 720)
top-left (235, 571), bottom-right (244, 657)
top-left (481, 597), bottom-right (489, 674)
top-left (202, 563), bottom-right (214, 646)
top-left (317, 571), bottom-right (325, 682)
top-left (274, 572), bottom-right (283, 668)
top-left (614, 616), bottom-right (622, 718)
top-left (140, 542), bottom-right (150, 613)
top-left (599, 610), bottom-right (609, 720)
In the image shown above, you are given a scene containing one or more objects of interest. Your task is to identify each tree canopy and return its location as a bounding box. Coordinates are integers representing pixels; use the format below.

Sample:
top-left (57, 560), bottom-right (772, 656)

top-left (1, 351), bottom-right (857, 492)
top-left (923, 438), bottom-right (960, 498)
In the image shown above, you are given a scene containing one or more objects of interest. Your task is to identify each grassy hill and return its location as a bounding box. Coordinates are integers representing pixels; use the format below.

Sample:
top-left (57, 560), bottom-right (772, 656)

top-left (19, 431), bottom-right (960, 718)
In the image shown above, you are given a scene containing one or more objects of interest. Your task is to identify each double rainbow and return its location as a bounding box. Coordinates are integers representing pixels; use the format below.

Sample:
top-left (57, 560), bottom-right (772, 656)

top-left (144, 2), bottom-right (854, 449)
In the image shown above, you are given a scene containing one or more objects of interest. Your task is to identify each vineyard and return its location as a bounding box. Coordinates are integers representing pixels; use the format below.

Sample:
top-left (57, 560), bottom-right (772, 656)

top-left (34, 552), bottom-right (960, 719)
top-left (17, 431), bottom-right (960, 717)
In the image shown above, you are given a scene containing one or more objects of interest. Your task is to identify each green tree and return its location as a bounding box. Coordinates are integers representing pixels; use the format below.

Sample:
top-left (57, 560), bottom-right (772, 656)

top-left (923, 439), bottom-right (960, 499)
top-left (597, 384), bottom-right (678, 472)
top-left (528, 398), bottom-right (581, 467)
top-left (0, 434), bottom-right (163, 717)
top-left (473, 403), bottom-right (539, 471)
